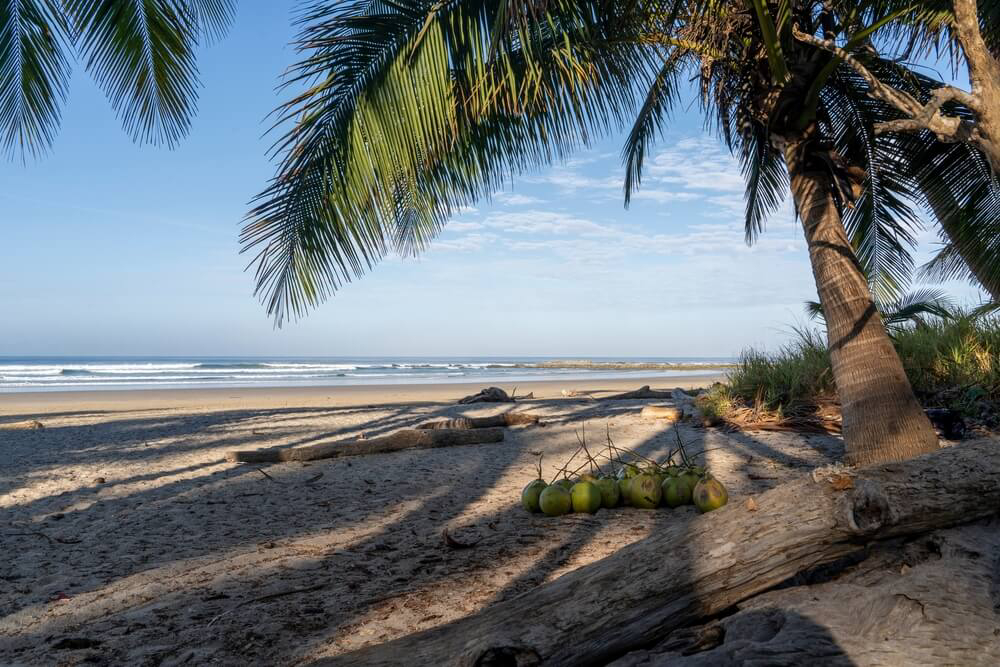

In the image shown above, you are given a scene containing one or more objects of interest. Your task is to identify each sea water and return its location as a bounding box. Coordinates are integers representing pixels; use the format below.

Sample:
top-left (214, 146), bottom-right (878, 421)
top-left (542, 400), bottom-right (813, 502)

top-left (0, 356), bottom-right (732, 392)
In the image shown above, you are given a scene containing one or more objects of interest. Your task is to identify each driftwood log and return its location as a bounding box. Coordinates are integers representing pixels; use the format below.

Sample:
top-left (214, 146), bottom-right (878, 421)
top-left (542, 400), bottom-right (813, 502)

top-left (317, 440), bottom-right (1000, 666)
top-left (613, 516), bottom-right (1000, 665)
top-left (638, 405), bottom-right (683, 421)
top-left (458, 387), bottom-right (513, 404)
top-left (600, 385), bottom-right (675, 400)
top-left (226, 428), bottom-right (504, 463)
top-left (416, 413), bottom-right (540, 430)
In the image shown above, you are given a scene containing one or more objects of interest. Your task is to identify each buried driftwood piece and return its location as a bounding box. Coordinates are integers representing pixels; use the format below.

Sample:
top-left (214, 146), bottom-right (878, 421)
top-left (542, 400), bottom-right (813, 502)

top-left (458, 387), bottom-right (513, 404)
top-left (316, 439), bottom-right (1000, 667)
top-left (226, 428), bottom-right (504, 463)
top-left (600, 385), bottom-right (675, 400)
top-left (639, 405), bottom-right (683, 421)
top-left (416, 413), bottom-right (540, 430)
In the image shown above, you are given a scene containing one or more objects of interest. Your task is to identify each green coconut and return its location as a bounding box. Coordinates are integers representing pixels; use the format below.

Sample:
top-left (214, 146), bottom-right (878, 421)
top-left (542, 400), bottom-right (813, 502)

top-left (595, 477), bottom-right (621, 508)
top-left (554, 478), bottom-right (575, 491)
top-left (521, 479), bottom-right (548, 513)
top-left (623, 463), bottom-right (641, 479)
top-left (679, 469), bottom-right (702, 490)
top-left (539, 484), bottom-right (573, 516)
top-left (629, 473), bottom-right (662, 509)
top-left (693, 476), bottom-right (729, 513)
top-left (662, 475), bottom-right (694, 508)
top-left (618, 477), bottom-right (634, 506)
top-left (570, 481), bottom-right (602, 514)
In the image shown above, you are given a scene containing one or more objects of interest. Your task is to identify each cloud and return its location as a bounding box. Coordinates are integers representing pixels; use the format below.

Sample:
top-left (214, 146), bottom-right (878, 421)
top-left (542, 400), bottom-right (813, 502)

top-left (493, 193), bottom-right (543, 206)
top-left (629, 190), bottom-right (702, 204)
top-left (481, 210), bottom-right (617, 237)
top-left (431, 232), bottom-right (498, 252)
top-left (644, 137), bottom-right (746, 192)
top-left (447, 221), bottom-right (483, 232)
top-left (527, 168), bottom-right (621, 193)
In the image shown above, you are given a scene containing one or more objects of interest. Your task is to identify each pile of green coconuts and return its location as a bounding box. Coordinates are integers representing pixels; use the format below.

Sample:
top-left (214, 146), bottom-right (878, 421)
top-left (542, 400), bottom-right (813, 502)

top-left (521, 434), bottom-right (729, 516)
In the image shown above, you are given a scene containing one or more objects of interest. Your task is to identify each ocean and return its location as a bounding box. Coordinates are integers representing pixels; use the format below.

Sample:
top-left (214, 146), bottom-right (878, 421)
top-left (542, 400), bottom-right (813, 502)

top-left (0, 356), bottom-right (733, 393)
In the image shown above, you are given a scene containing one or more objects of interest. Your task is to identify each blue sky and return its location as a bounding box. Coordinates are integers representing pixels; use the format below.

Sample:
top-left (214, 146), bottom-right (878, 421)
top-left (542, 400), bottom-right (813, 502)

top-left (0, 3), bottom-right (985, 358)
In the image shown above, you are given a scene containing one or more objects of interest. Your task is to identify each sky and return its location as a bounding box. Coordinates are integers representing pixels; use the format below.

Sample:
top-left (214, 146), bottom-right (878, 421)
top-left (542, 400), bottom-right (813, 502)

top-left (0, 3), bottom-right (986, 358)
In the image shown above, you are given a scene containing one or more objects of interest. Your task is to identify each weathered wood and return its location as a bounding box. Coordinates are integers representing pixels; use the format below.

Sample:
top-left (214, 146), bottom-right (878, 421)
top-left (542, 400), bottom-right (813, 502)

top-left (458, 387), bottom-right (513, 404)
top-left (317, 439), bottom-right (1000, 667)
top-left (416, 413), bottom-right (540, 430)
top-left (226, 428), bottom-right (504, 463)
top-left (638, 405), bottom-right (683, 422)
top-left (614, 517), bottom-right (1000, 666)
top-left (600, 385), bottom-right (675, 400)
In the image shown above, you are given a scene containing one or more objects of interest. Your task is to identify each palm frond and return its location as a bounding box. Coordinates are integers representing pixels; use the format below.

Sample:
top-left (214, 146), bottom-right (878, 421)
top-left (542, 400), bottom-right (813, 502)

top-left (188, 0), bottom-right (237, 43)
top-left (62, 0), bottom-right (219, 147)
top-left (243, 0), bottom-right (655, 324)
top-left (0, 0), bottom-right (73, 159)
top-left (882, 286), bottom-right (955, 325)
top-left (822, 62), bottom-right (925, 303)
top-left (622, 47), bottom-right (685, 206)
top-left (739, 122), bottom-right (787, 243)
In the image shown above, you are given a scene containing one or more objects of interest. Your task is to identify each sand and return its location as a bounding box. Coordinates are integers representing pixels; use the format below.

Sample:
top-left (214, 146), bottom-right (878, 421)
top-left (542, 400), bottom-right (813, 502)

top-left (0, 377), bottom-right (843, 666)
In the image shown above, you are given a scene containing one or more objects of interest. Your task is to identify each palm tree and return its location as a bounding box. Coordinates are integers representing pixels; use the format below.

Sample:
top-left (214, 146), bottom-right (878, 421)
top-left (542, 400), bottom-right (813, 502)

top-left (0, 0), bottom-right (235, 159)
top-left (240, 1), bottom-right (982, 465)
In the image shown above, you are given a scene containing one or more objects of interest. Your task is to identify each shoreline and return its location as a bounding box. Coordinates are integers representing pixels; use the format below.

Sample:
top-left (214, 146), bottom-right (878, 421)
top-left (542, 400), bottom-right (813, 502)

top-left (0, 373), bottom-right (726, 417)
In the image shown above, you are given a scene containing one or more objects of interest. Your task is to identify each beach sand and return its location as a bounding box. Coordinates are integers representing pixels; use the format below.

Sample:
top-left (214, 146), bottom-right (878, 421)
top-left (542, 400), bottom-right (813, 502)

top-left (0, 376), bottom-right (843, 665)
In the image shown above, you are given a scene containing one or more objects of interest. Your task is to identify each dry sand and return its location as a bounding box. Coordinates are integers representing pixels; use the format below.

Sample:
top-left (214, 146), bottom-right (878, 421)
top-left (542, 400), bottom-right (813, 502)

top-left (0, 377), bottom-right (843, 666)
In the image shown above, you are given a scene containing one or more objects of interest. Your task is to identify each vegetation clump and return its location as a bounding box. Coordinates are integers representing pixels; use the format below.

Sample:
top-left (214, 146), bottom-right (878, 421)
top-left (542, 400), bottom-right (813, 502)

top-left (696, 314), bottom-right (1000, 435)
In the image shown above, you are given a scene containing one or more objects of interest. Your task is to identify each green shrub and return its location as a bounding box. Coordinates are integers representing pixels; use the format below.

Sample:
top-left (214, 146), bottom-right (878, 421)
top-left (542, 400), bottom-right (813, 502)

top-left (695, 384), bottom-right (734, 424)
top-left (893, 313), bottom-right (1000, 416)
top-left (726, 327), bottom-right (834, 415)
top-left (715, 314), bottom-right (1000, 423)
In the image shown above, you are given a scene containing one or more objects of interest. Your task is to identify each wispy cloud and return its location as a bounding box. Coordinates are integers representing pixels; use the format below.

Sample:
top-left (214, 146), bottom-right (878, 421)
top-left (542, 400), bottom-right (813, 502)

top-left (644, 137), bottom-right (746, 193)
top-left (493, 193), bottom-right (543, 206)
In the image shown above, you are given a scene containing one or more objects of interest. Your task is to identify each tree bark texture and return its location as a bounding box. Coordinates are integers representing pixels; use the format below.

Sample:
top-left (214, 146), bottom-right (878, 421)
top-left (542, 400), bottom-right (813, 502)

top-left (416, 413), bottom-right (540, 430)
top-left (784, 136), bottom-right (939, 466)
top-left (612, 516), bottom-right (1000, 666)
top-left (953, 0), bottom-right (1000, 173)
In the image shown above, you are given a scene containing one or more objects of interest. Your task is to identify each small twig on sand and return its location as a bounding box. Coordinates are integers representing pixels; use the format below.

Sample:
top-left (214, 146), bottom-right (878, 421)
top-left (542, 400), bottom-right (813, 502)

top-left (255, 467), bottom-right (283, 484)
top-left (207, 584), bottom-right (328, 627)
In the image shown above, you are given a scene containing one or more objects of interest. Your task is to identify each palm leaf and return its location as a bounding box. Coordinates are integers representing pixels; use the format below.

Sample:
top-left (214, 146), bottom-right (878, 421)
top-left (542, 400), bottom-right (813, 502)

top-left (739, 121), bottom-right (787, 243)
top-left (0, 0), bottom-right (73, 159)
top-left (63, 0), bottom-right (211, 147)
top-left (622, 47), bottom-right (685, 206)
top-left (243, 0), bottom-right (654, 324)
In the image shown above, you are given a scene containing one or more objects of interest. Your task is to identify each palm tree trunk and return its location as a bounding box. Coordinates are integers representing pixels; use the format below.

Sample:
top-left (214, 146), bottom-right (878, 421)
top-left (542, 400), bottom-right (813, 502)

top-left (784, 138), bottom-right (939, 466)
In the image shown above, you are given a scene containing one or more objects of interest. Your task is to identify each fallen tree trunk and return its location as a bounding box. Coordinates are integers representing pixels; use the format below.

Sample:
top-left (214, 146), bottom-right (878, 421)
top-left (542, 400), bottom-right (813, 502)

top-left (611, 517), bottom-right (1000, 666)
top-left (318, 439), bottom-right (1000, 667)
top-left (416, 413), bottom-right (540, 430)
top-left (226, 428), bottom-right (505, 463)
top-left (600, 385), bottom-right (675, 400)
